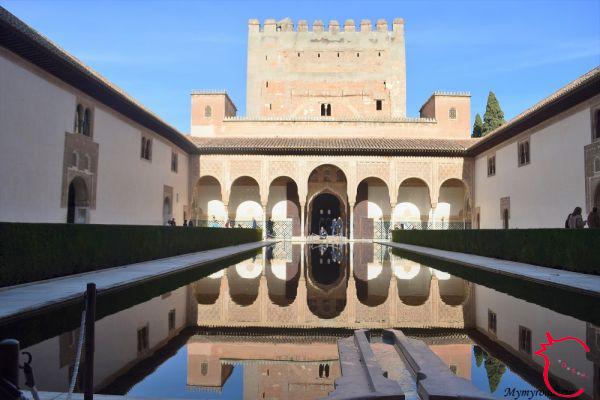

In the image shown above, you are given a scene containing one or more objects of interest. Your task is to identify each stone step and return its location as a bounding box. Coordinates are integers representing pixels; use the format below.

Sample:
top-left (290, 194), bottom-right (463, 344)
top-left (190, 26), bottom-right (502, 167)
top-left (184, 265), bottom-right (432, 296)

top-left (383, 329), bottom-right (494, 400)
top-left (325, 329), bottom-right (405, 399)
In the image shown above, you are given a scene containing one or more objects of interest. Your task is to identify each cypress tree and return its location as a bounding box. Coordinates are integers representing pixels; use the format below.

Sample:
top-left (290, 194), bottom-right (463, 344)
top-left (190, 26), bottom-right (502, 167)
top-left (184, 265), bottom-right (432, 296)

top-left (484, 355), bottom-right (507, 393)
top-left (472, 113), bottom-right (483, 138)
top-left (482, 91), bottom-right (505, 135)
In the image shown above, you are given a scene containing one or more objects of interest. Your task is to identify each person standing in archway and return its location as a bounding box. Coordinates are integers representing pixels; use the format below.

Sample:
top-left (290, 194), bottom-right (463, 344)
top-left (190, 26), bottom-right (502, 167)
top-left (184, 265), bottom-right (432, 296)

top-left (337, 217), bottom-right (343, 237)
top-left (587, 207), bottom-right (599, 228)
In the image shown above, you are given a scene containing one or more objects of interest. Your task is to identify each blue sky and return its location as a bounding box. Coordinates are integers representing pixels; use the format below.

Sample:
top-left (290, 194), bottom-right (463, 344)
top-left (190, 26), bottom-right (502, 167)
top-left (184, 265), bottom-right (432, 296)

top-left (2, 0), bottom-right (599, 133)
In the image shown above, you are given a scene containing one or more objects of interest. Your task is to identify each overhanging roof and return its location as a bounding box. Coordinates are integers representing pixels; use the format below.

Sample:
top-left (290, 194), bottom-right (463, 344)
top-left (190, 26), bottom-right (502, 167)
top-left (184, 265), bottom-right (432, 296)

top-left (189, 136), bottom-right (477, 156)
top-left (0, 7), bottom-right (197, 154)
top-left (467, 66), bottom-right (600, 155)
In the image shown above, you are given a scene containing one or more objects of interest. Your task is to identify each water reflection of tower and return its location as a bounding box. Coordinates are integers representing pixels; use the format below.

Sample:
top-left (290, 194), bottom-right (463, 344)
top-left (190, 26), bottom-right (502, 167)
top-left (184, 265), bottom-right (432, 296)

top-left (306, 244), bottom-right (349, 319)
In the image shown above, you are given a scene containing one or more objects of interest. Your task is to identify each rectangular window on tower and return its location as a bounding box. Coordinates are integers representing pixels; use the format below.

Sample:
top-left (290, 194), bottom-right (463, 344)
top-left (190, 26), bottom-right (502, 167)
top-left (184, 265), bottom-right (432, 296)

top-left (376, 100), bottom-right (383, 111)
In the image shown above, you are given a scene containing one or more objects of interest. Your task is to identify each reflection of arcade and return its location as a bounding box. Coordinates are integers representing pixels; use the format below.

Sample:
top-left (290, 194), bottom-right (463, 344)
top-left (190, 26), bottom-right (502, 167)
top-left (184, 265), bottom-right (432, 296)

top-left (353, 243), bottom-right (392, 307)
top-left (193, 243), bottom-right (472, 329)
top-left (306, 244), bottom-right (348, 319)
top-left (265, 244), bottom-right (300, 306)
top-left (229, 257), bottom-right (263, 306)
top-left (187, 335), bottom-right (340, 399)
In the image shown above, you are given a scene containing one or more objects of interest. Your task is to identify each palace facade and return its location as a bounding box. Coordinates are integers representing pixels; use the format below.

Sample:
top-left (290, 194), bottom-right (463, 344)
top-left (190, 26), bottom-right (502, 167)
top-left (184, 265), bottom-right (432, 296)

top-left (1, 8), bottom-right (599, 236)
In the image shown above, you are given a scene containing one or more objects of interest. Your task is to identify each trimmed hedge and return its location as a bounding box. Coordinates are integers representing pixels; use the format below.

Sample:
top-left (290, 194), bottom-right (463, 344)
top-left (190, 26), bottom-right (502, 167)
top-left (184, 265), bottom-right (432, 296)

top-left (0, 223), bottom-right (262, 287)
top-left (391, 229), bottom-right (600, 275)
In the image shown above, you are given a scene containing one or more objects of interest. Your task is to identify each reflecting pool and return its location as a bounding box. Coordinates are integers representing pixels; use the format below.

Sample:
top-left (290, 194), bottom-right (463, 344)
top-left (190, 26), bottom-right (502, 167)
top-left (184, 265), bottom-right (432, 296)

top-left (6, 242), bottom-right (599, 400)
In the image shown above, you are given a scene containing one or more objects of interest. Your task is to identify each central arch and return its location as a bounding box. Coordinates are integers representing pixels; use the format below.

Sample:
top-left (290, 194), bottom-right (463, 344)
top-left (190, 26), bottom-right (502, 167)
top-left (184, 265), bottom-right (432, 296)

top-left (306, 164), bottom-right (348, 237)
top-left (309, 192), bottom-right (342, 235)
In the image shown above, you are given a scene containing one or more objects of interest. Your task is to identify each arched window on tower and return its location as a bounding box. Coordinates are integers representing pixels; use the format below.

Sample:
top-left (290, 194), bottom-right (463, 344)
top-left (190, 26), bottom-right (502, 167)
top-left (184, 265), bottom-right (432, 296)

top-left (205, 105), bottom-right (212, 118)
top-left (326, 104), bottom-right (331, 116)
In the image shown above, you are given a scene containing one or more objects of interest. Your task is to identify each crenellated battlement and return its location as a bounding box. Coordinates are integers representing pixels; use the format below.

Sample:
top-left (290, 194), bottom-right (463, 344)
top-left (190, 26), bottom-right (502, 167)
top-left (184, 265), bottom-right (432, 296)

top-left (248, 18), bottom-right (404, 33)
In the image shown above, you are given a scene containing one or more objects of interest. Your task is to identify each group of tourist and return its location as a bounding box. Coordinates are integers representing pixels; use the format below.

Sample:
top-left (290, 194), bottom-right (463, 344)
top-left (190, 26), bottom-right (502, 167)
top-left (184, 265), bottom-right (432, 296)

top-left (166, 218), bottom-right (195, 227)
top-left (318, 217), bottom-right (344, 239)
top-left (565, 206), bottom-right (599, 229)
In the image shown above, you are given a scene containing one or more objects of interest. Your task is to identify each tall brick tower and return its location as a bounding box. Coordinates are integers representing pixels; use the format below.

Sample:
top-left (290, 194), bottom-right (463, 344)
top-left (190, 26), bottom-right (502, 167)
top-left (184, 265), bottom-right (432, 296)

top-left (245, 18), bottom-right (406, 118)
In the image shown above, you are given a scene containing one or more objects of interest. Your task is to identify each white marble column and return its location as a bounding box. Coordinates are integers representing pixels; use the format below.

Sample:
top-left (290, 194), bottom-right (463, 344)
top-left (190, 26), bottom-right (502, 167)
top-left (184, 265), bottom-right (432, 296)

top-left (262, 204), bottom-right (267, 239)
top-left (349, 202), bottom-right (355, 240)
top-left (300, 202), bottom-right (305, 239)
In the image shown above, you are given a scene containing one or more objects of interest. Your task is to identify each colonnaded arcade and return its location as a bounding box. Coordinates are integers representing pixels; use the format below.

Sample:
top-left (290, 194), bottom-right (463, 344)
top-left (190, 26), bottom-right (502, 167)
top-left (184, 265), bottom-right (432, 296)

top-left (190, 153), bottom-right (473, 239)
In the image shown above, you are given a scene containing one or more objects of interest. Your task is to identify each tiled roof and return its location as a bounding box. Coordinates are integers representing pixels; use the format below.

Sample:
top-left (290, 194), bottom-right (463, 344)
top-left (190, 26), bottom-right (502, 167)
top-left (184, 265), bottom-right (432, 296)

top-left (468, 66), bottom-right (600, 155)
top-left (189, 136), bottom-right (478, 156)
top-left (0, 7), bottom-right (197, 153)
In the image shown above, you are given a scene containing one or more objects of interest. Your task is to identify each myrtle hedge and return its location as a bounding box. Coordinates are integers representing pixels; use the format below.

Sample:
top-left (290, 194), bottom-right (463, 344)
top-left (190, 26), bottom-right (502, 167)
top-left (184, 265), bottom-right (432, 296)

top-left (391, 229), bottom-right (600, 275)
top-left (0, 223), bottom-right (262, 287)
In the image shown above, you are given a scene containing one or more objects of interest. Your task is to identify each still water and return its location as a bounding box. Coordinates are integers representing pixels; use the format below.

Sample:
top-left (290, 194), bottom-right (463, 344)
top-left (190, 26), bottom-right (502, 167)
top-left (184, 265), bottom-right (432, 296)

top-left (10, 243), bottom-right (599, 400)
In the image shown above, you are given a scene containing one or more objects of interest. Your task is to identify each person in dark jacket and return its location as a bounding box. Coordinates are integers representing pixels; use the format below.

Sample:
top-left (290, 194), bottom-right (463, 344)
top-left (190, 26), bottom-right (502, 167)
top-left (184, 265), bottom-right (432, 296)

top-left (587, 207), bottom-right (600, 228)
top-left (567, 207), bottom-right (585, 229)
top-left (337, 217), bottom-right (343, 237)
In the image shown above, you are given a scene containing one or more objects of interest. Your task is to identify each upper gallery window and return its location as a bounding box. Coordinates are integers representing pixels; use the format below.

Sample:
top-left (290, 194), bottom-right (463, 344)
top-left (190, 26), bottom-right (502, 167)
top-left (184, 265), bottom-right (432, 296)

top-left (376, 100), bottom-right (383, 111)
top-left (74, 104), bottom-right (93, 137)
top-left (141, 136), bottom-right (152, 161)
top-left (487, 155), bottom-right (496, 176)
top-left (518, 139), bottom-right (530, 166)
top-left (449, 107), bottom-right (457, 119)
top-left (594, 109), bottom-right (600, 139)
top-left (171, 152), bottom-right (178, 173)
top-left (75, 104), bottom-right (84, 134)
top-left (519, 326), bottom-right (532, 355)
top-left (488, 309), bottom-right (497, 334)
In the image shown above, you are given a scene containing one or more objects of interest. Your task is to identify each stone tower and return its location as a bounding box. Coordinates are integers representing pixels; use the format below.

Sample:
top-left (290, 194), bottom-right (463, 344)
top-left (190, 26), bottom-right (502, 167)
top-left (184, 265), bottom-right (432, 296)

top-left (246, 18), bottom-right (407, 118)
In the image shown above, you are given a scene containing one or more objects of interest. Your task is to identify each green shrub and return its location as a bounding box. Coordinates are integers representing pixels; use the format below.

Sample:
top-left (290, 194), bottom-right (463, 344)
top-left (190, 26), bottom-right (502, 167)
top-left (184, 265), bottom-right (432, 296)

top-left (0, 223), bottom-right (262, 287)
top-left (391, 229), bottom-right (600, 275)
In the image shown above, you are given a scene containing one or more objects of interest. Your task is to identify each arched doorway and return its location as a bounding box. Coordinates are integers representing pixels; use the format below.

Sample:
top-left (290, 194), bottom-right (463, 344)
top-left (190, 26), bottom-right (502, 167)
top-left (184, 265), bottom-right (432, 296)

top-left (310, 193), bottom-right (341, 235)
top-left (66, 177), bottom-right (89, 224)
top-left (306, 164), bottom-right (348, 237)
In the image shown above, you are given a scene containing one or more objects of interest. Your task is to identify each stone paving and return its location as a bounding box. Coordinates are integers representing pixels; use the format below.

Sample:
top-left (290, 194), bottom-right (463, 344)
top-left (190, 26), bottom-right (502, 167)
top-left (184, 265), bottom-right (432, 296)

top-left (379, 241), bottom-right (600, 297)
top-left (0, 241), bottom-right (269, 324)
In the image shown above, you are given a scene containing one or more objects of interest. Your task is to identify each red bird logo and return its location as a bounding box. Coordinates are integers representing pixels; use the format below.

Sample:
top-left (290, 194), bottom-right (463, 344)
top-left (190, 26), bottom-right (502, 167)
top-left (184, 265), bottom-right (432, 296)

top-left (534, 331), bottom-right (590, 398)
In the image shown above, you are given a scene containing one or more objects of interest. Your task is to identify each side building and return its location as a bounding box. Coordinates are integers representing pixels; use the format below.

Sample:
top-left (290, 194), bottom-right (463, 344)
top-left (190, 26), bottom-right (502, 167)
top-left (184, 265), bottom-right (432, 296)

top-left (470, 68), bottom-right (600, 229)
top-left (0, 7), bottom-right (197, 225)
